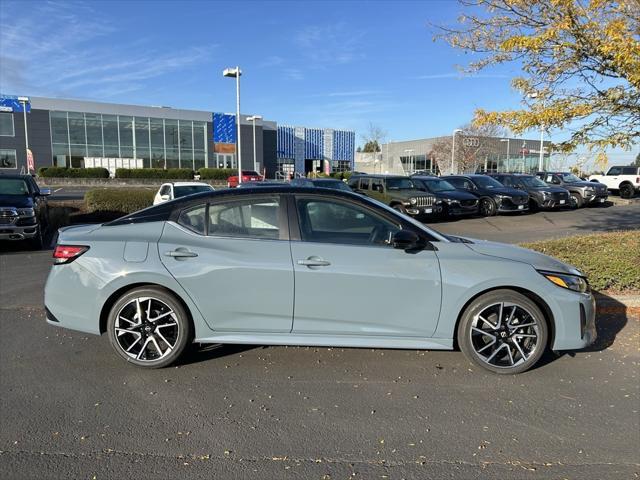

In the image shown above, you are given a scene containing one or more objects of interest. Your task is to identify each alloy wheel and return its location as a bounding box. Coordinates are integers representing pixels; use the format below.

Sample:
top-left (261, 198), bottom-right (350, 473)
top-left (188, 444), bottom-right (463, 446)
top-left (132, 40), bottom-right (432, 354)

top-left (114, 297), bottom-right (180, 362)
top-left (469, 302), bottom-right (541, 369)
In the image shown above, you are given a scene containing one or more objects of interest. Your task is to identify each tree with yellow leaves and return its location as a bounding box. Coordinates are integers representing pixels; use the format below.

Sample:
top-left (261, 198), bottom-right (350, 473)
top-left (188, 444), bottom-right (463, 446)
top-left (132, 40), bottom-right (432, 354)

top-left (436, 0), bottom-right (640, 154)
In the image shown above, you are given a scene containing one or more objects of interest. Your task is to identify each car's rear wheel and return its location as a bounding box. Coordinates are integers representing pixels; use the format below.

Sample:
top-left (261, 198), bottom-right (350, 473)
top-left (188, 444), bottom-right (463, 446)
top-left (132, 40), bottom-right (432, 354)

top-left (479, 198), bottom-right (496, 217)
top-left (619, 183), bottom-right (634, 199)
top-left (107, 287), bottom-right (192, 368)
top-left (569, 192), bottom-right (583, 209)
top-left (457, 289), bottom-right (548, 374)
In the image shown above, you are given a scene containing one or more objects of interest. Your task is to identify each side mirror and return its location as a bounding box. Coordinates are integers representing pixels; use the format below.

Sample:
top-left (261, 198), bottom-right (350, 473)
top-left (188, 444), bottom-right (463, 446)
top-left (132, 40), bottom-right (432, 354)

top-left (39, 188), bottom-right (51, 196)
top-left (392, 230), bottom-right (421, 251)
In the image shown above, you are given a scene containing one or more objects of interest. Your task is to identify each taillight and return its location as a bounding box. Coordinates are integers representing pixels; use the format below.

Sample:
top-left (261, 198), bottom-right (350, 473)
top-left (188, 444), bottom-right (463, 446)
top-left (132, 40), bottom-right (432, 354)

top-left (53, 245), bottom-right (89, 265)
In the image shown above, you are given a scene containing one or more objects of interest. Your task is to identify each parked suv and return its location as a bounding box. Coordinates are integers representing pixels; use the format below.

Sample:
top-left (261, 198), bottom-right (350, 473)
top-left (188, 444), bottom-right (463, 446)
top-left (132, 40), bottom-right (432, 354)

top-left (444, 174), bottom-right (529, 216)
top-left (0, 174), bottom-right (51, 248)
top-left (489, 173), bottom-right (570, 211)
top-left (588, 166), bottom-right (640, 199)
top-left (348, 174), bottom-right (441, 220)
top-left (411, 175), bottom-right (478, 217)
top-left (535, 172), bottom-right (608, 208)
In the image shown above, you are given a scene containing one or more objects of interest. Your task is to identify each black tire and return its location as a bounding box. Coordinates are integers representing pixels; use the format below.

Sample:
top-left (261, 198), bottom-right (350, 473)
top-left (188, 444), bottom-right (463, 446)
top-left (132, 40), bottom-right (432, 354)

top-left (529, 199), bottom-right (540, 212)
top-left (619, 183), bottom-right (634, 199)
top-left (569, 192), bottom-right (583, 209)
top-left (479, 197), bottom-right (497, 217)
top-left (457, 289), bottom-right (549, 375)
top-left (107, 287), bottom-right (192, 368)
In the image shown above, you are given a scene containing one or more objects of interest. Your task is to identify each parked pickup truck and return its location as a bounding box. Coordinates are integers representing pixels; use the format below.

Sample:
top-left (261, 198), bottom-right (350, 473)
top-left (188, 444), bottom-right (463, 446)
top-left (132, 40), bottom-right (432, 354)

top-left (588, 166), bottom-right (640, 199)
top-left (0, 174), bottom-right (51, 249)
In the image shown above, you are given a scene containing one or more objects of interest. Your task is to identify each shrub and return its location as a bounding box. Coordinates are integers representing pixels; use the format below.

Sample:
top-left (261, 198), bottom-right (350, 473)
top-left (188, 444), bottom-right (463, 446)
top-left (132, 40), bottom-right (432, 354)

top-left (38, 167), bottom-right (110, 178)
top-left (85, 188), bottom-right (155, 214)
top-left (115, 168), bottom-right (194, 179)
top-left (198, 168), bottom-right (237, 180)
top-left (330, 171), bottom-right (353, 180)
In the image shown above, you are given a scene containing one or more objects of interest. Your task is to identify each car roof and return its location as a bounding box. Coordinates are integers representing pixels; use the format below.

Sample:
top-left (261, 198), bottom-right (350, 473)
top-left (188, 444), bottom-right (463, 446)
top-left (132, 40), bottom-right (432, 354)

top-left (0, 174), bottom-right (32, 180)
top-left (170, 182), bottom-right (211, 186)
top-left (411, 175), bottom-right (440, 180)
top-left (354, 174), bottom-right (411, 179)
top-left (489, 173), bottom-right (533, 177)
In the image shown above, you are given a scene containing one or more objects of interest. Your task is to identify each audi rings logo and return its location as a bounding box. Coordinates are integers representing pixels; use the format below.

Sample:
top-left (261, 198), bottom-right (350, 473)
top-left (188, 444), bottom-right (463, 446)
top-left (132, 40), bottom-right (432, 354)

top-left (462, 137), bottom-right (480, 147)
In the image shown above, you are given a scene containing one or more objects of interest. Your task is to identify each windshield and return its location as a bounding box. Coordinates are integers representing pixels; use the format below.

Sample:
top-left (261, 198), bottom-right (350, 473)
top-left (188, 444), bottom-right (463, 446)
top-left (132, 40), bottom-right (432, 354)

top-left (419, 178), bottom-right (455, 192)
top-left (473, 176), bottom-right (504, 189)
top-left (561, 173), bottom-right (582, 182)
top-left (312, 180), bottom-right (352, 191)
top-left (173, 185), bottom-right (213, 198)
top-left (520, 176), bottom-right (548, 188)
top-left (386, 178), bottom-right (417, 190)
top-left (0, 179), bottom-right (30, 196)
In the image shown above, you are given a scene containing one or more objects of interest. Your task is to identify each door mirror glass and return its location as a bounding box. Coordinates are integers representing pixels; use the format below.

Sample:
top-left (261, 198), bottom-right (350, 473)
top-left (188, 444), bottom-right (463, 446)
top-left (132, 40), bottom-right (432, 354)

top-left (392, 230), bottom-right (421, 251)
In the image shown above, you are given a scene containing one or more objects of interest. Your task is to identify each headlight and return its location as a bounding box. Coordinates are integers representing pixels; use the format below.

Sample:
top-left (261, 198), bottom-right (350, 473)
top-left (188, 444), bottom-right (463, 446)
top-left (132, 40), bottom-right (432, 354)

top-left (409, 197), bottom-right (417, 205)
top-left (17, 208), bottom-right (35, 216)
top-left (444, 198), bottom-right (458, 204)
top-left (584, 188), bottom-right (594, 194)
top-left (540, 271), bottom-right (590, 293)
top-left (541, 190), bottom-right (550, 197)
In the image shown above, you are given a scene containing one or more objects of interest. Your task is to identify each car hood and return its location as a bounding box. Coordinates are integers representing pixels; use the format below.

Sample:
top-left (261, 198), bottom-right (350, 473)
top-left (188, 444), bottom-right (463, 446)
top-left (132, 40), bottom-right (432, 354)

top-left (565, 180), bottom-right (600, 188)
top-left (529, 186), bottom-right (567, 194)
top-left (0, 194), bottom-right (33, 208)
top-left (485, 187), bottom-right (527, 198)
top-left (392, 189), bottom-right (432, 197)
top-left (458, 238), bottom-right (582, 276)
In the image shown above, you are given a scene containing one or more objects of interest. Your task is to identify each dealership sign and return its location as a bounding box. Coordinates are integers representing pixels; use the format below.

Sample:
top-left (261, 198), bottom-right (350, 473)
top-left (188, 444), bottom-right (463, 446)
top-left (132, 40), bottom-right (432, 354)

top-left (0, 94), bottom-right (31, 113)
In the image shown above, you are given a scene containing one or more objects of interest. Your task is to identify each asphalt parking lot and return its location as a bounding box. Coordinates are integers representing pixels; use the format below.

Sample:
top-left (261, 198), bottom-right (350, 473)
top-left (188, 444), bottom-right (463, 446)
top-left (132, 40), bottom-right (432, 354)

top-left (1, 205), bottom-right (639, 479)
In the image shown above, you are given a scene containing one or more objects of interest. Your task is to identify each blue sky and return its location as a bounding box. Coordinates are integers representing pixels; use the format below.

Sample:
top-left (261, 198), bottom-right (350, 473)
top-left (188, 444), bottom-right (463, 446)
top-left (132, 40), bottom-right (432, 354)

top-left (0, 0), bottom-right (636, 165)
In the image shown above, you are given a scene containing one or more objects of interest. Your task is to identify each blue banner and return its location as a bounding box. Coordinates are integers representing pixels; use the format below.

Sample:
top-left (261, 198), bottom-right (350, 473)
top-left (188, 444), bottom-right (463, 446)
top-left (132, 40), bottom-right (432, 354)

top-left (0, 94), bottom-right (30, 113)
top-left (212, 112), bottom-right (236, 143)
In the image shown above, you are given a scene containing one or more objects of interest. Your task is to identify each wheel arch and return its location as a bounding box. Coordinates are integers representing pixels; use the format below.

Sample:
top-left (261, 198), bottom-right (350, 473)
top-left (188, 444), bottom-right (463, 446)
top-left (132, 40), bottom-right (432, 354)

top-left (618, 180), bottom-right (634, 189)
top-left (452, 286), bottom-right (555, 351)
top-left (99, 282), bottom-right (195, 335)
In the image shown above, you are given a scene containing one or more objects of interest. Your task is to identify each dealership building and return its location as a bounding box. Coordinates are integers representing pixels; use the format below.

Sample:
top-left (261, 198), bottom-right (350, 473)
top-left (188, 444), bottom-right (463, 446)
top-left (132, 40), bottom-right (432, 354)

top-left (0, 94), bottom-right (355, 177)
top-left (355, 136), bottom-right (552, 175)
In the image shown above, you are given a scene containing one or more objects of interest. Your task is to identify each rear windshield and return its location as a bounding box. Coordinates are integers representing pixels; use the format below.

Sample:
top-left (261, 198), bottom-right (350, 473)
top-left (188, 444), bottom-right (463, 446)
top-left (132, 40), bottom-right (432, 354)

top-left (473, 176), bottom-right (503, 189)
top-left (173, 185), bottom-right (213, 198)
top-left (312, 180), bottom-right (351, 191)
top-left (0, 179), bottom-right (30, 195)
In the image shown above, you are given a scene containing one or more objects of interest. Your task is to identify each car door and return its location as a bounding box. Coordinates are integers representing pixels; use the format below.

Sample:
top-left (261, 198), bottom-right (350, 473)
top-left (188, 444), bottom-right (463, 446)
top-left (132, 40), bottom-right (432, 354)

top-left (158, 195), bottom-right (294, 332)
top-left (289, 195), bottom-right (442, 337)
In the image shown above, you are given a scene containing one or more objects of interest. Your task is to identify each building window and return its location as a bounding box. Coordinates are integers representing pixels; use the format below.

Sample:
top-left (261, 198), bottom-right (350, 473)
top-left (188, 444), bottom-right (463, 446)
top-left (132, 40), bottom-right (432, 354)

top-left (215, 153), bottom-right (236, 169)
top-left (0, 113), bottom-right (14, 136)
top-left (331, 160), bottom-right (351, 173)
top-left (0, 149), bottom-right (17, 169)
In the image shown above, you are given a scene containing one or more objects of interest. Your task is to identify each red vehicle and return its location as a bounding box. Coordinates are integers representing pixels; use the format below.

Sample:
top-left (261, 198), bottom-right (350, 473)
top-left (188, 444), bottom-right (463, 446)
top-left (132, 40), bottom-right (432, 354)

top-left (227, 170), bottom-right (264, 188)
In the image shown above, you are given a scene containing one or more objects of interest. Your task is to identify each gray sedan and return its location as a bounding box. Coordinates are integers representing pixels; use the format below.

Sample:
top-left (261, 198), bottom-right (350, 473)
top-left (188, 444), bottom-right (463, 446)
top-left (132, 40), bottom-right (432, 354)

top-left (45, 186), bottom-right (595, 374)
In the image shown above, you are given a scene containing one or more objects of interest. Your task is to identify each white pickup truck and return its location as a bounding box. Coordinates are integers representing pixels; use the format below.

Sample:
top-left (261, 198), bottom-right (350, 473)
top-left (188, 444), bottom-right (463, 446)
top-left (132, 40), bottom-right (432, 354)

top-left (589, 166), bottom-right (640, 199)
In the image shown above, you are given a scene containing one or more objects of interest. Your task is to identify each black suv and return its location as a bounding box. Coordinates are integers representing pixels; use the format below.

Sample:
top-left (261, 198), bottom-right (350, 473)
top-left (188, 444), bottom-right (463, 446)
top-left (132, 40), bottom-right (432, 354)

top-left (347, 174), bottom-right (442, 220)
top-left (0, 174), bottom-right (51, 248)
top-left (444, 174), bottom-right (530, 216)
top-left (488, 173), bottom-right (570, 211)
top-left (535, 172), bottom-right (608, 208)
top-left (411, 175), bottom-right (479, 217)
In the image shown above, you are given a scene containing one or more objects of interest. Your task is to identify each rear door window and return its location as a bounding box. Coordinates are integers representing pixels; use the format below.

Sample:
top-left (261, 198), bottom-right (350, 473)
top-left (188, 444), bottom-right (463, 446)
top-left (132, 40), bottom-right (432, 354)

top-left (208, 197), bottom-right (281, 239)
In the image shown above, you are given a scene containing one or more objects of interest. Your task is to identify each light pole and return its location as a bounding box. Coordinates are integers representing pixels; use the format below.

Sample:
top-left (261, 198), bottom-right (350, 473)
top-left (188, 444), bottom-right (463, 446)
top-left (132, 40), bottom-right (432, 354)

top-left (246, 115), bottom-right (262, 174)
top-left (450, 128), bottom-right (463, 174)
top-left (404, 149), bottom-right (414, 174)
top-left (18, 96), bottom-right (29, 171)
top-left (527, 92), bottom-right (546, 171)
top-left (500, 138), bottom-right (510, 172)
top-left (223, 67), bottom-right (242, 183)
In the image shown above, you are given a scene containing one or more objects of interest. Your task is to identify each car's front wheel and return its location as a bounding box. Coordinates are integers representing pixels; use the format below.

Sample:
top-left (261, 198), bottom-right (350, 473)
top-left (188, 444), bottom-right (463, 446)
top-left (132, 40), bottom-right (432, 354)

top-left (619, 183), bottom-right (634, 199)
top-left (479, 198), bottom-right (496, 217)
top-left (107, 287), bottom-right (192, 368)
top-left (569, 192), bottom-right (583, 208)
top-left (457, 289), bottom-right (548, 374)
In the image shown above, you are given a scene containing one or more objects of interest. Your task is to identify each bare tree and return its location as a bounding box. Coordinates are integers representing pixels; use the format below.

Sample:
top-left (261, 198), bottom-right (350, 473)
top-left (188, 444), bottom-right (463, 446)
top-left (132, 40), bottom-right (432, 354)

top-left (360, 123), bottom-right (387, 153)
top-left (430, 123), bottom-right (506, 174)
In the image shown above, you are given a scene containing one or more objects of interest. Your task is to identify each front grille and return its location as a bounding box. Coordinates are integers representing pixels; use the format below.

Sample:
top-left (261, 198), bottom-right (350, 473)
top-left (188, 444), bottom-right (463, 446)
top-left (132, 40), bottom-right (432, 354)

top-left (552, 192), bottom-right (569, 200)
top-left (415, 196), bottom-right (435, 207)
top-left (0, 218), bottom-right (15, 225)
top-left (511, 195), bottom-right (528, 205)
top-left (0, 208), bottom-right (18, 219)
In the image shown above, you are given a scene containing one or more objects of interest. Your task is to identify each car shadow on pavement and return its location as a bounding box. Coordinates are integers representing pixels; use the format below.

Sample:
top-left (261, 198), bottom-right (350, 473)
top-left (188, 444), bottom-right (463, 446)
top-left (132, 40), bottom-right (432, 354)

top-left (178, 343), bottom-right (258, 365)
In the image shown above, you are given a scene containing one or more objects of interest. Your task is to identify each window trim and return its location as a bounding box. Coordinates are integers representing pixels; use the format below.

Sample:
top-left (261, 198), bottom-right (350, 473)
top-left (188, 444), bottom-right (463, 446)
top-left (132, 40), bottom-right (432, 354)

top-left (0, 112), bottom-right (15, 137)
top-left (0, 148), bottom-right (18, 169)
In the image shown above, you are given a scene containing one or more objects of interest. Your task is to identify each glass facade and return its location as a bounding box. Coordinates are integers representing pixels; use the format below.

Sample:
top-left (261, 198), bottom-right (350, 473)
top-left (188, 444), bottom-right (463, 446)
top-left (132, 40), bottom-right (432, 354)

top-left (0, 113), bottom-right (14, 136)
top-left (477, 154), bottom-right (549, 174)
top-left (49, 111), bottom-right (208, 169)
top-left (400, 155), bottom-right (437, 174)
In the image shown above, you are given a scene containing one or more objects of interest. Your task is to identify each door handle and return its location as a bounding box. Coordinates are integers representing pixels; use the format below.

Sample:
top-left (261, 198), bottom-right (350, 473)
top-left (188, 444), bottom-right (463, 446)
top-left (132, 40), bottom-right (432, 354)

top-left (297, 257), bottom-right (331, 267)
top-left (165, 249), bottom-right (198, 259)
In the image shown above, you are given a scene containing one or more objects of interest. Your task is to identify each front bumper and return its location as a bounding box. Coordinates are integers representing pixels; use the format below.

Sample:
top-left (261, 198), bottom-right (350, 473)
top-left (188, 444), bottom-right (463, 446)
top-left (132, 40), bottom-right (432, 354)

top-left (406, 205), bottom-right (443, 218)
top-left (496, 199), bottom-right (529, 213)
top-left (552, 291), bottom-right (597, 351)
top-left (540, 193), bottom-right (570, 209)
top-left (585, 193), bottom-right (608, 204)
top-left (0, 223), bottom-right (39, 241)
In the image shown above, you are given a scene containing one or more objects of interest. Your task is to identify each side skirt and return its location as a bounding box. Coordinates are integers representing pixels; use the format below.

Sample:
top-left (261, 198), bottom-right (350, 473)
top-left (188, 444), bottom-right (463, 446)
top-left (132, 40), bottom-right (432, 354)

top-left (193, 333), bottom-right (453, 350)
